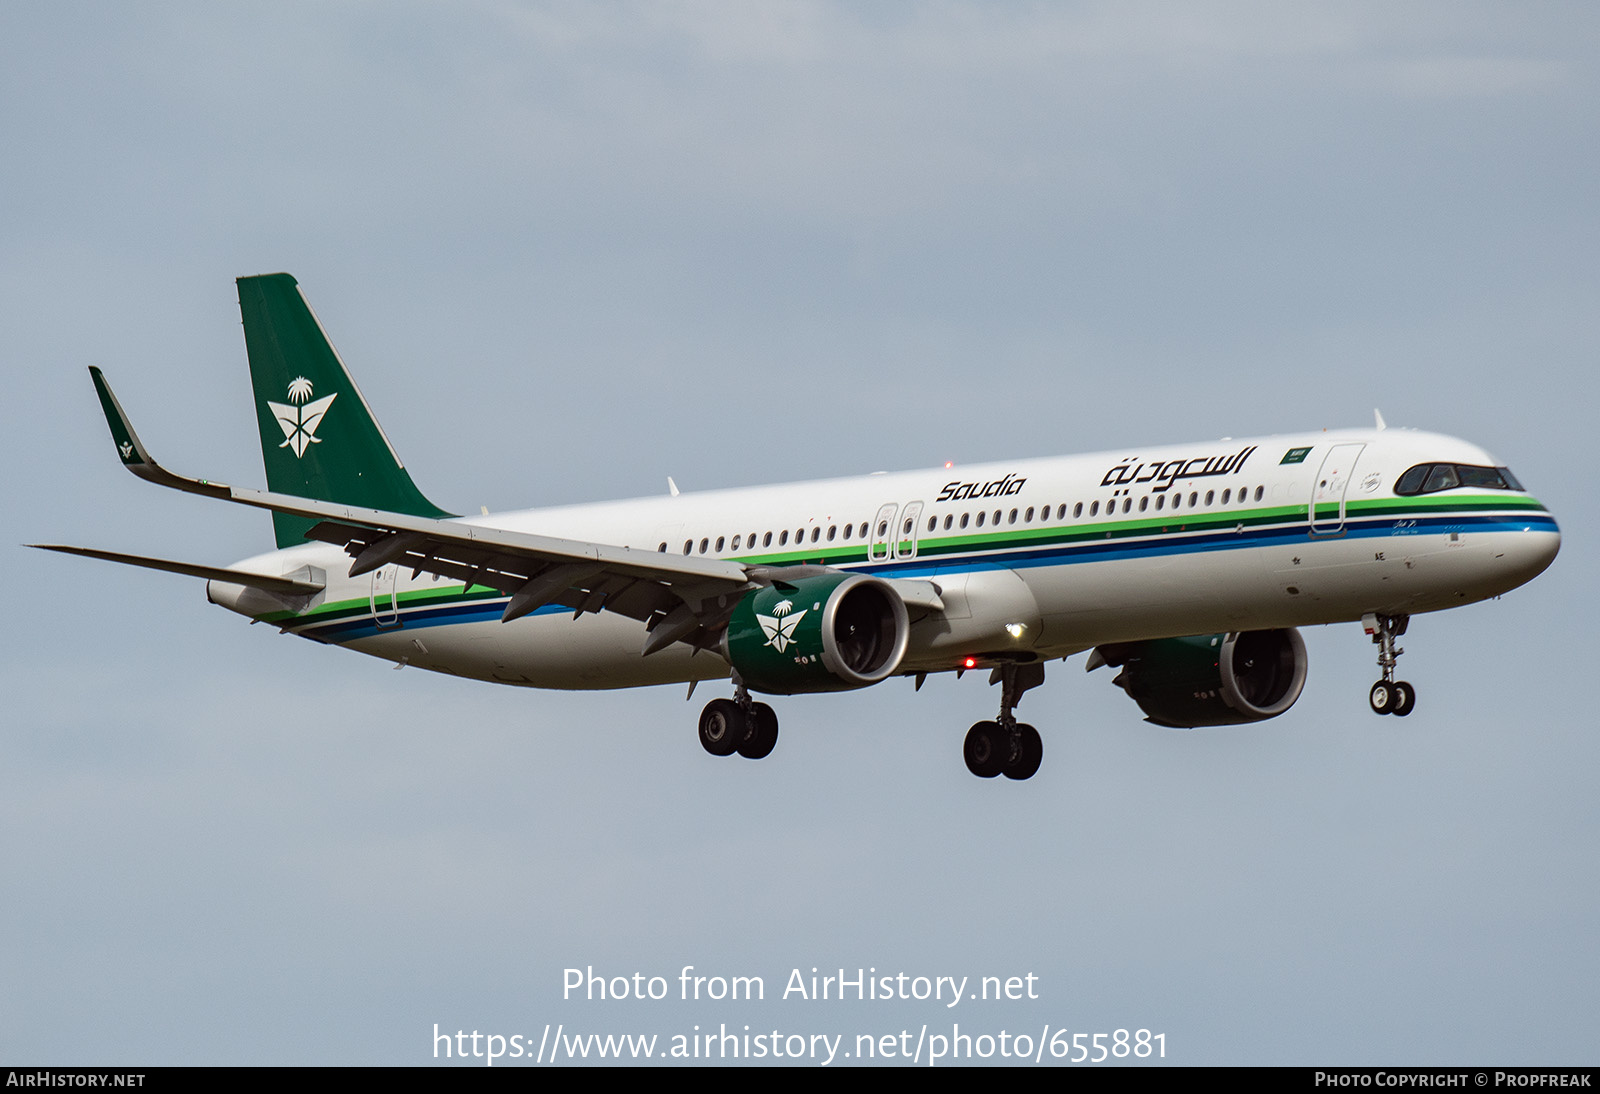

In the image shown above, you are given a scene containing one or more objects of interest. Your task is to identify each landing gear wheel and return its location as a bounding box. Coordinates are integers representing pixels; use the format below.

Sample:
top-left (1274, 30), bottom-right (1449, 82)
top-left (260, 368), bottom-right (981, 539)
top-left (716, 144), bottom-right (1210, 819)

top-left (963, 721), bottom-right (1006, 778)
top-left (738, 702), bottom-right (779, 759)
top-left (1364, 613), bottom-right (1412, 718)
top-left (1369, 681), bottom-right (1394, 715)
top-left (698, 698), bottom-right (748, 756)
top-left (1003, 723), bottom-right (1043, 781)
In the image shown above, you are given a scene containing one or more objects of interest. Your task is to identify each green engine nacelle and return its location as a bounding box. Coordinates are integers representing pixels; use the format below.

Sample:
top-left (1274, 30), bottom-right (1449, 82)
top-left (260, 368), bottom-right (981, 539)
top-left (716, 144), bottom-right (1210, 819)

top-left (724, 574), bottom-right (910, 695)
top-left (1097, 629), bottom-right (1308, 728)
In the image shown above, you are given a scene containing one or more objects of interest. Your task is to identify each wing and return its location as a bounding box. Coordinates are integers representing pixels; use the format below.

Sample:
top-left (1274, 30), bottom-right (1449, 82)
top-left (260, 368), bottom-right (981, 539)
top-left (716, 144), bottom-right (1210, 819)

top-left (81, 367), bottom-right (943, 655)
top-left (301, 514), bottom-right (755, 654)
top-left (85, 367), bottom-right (754, 653)
top-left (26, 544), bottom-right (324, 597)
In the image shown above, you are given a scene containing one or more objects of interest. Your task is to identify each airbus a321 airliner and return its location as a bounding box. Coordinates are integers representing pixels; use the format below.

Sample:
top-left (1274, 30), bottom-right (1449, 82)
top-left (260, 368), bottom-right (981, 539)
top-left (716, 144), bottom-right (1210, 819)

top-left (35, 274), bottom-right (1561, 781)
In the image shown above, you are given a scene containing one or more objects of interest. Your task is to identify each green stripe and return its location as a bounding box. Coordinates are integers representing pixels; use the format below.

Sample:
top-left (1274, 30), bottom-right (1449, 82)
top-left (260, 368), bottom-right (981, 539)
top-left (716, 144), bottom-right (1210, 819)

top-left (266, 494), bottom-right (1549, 626)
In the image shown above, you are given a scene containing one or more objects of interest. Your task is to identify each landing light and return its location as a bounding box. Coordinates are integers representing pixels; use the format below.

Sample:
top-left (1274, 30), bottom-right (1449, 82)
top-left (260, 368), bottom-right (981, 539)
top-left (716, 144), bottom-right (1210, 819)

top-left (1005, 623), bottom-right (1026, 639)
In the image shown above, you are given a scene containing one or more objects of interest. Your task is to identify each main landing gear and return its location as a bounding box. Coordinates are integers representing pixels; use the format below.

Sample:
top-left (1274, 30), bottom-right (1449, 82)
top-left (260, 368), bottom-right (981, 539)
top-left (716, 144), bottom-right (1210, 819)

top-left (1363, 613), bottom-right (1415, 717)
top-left (698, 679), bottom-right (779, 760)
top-left (964, 662), bottom-right (1045, 781)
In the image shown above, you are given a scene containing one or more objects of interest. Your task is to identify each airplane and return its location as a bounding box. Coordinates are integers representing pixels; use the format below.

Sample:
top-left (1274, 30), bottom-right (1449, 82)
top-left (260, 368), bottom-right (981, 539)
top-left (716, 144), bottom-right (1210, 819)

top-left (33, 274), bottom-right (1561, 781)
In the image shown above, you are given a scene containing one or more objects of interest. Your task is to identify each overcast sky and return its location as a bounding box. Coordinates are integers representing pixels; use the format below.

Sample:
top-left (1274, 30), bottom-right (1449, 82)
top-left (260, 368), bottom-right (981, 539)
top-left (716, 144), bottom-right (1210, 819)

top-left (3, 1), bottom-right (1597, 1066)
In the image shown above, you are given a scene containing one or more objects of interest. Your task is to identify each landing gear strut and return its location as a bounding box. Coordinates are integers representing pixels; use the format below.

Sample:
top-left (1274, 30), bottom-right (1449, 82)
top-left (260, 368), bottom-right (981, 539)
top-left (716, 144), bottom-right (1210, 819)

top-left (964, 662), bottom-right (1045, 780)
top-left (1363, 613), bottom-right (1415, 717)
top-left (698, 676), bottom-right (779, 760)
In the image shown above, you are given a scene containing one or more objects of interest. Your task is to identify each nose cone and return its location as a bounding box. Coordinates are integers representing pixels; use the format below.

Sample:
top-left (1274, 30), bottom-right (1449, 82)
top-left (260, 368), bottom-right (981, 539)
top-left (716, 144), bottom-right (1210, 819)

top-left (1501, 512), bottom-right (1560, 589)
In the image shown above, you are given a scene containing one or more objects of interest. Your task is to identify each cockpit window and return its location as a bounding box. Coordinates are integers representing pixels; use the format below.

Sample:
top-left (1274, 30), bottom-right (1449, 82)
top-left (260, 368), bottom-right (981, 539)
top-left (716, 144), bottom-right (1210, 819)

top-left (1423, 465), bottom-right (1460, 493)
top-left (1459, 465), bottom-right (1523, 490)
top-left (1395, 463), bottom-right (1524, 496)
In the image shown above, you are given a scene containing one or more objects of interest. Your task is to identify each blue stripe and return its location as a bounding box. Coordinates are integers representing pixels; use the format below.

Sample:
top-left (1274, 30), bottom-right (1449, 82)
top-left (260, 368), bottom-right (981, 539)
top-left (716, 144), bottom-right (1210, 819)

top-left (859, 510), bottom-right (1558, 579)
top-left (294, 510), bottom-right (1557, 642)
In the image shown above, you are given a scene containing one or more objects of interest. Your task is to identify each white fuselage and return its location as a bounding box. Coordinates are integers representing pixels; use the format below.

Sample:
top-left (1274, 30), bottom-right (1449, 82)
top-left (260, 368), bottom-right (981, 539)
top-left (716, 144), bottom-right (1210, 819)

top-left (208, 427), bottom-right (1560, 690)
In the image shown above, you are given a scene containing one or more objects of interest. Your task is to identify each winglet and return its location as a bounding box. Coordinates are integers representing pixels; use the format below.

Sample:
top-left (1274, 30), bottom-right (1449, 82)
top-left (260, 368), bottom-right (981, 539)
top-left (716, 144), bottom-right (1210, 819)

top-left (1374, 408), bottom-right (1387, 432)
top-left (87, 367), bottom-right (230, 499)
top-left (90, 365), bottom-right (155, 472)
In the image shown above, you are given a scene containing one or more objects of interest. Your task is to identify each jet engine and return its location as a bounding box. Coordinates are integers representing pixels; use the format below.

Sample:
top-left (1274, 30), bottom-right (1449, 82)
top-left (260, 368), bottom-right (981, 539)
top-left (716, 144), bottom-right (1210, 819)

top-left (723, 574), bottom-right (910, 694)
top-left (1093, 629), bottom-right (1308, 728)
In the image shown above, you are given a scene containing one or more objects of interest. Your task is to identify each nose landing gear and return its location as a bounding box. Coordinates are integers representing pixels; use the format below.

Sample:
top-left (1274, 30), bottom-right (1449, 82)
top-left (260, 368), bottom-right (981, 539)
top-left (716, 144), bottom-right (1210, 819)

top-left (1363, 613), bottom-right (1415, 717)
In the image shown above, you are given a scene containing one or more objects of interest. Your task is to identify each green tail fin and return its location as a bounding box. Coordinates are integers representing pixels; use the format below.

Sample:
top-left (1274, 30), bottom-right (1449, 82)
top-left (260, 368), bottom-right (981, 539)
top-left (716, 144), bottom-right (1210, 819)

top-left (238, 273), bottom-right (454, 548)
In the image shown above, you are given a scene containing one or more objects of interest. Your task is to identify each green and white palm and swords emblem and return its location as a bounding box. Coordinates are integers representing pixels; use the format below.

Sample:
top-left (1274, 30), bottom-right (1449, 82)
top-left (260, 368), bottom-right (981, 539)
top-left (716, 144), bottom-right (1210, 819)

top-left (755, 599), bottom-right (807, 653)
top-left (266, 376), bottom-right (337, 458)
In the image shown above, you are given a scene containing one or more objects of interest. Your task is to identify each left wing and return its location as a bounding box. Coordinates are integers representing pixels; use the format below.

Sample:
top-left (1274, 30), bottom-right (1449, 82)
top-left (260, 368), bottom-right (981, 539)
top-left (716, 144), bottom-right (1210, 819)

top-left (74, 367), bottom-right (944, 654)
top-left (80, 367), bottom-right (756, 653)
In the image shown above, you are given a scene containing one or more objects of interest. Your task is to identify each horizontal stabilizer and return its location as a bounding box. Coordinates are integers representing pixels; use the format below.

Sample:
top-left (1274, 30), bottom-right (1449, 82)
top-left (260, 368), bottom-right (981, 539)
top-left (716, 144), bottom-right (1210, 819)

top-left (29, 544), bottom-right (324, 595)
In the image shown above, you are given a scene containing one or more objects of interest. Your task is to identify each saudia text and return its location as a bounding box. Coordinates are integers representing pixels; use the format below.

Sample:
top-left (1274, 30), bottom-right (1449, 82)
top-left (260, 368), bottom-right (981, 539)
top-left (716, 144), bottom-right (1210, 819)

top-left (1099, 445), bottom-right (1258, 494)
top-left (934, 444), bottom-right (1257, 504)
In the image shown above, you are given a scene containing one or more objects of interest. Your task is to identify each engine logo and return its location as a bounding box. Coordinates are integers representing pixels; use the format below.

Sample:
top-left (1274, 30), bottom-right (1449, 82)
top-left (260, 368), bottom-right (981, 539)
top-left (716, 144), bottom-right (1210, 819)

top-left (756, 600), bottom-right (807, 653)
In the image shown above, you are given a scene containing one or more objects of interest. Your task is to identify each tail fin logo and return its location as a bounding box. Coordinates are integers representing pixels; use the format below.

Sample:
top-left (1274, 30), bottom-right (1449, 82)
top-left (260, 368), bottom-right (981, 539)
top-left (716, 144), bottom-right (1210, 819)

top-left (267, 376), bottom-right (337, 459)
